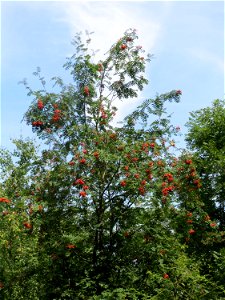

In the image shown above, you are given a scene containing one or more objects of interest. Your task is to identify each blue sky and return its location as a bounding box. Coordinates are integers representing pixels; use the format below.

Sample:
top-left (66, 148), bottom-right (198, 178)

top-left (1, 1), bottom-right (224, 150)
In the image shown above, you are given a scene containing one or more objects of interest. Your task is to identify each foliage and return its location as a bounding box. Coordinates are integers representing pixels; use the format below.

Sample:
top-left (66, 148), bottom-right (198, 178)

top-left (0, 29), bottom-right (224, 299)
top-left (186, 99), bottom-right (225, 229)
top-left (185, 99), bottom-right (225, 293)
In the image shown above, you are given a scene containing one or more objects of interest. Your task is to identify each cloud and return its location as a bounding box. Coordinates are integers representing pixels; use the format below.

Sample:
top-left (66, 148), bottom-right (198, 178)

top-left (57, 2), bottom-right (163, 57)
top-left (189, 48), bottom-right (224, 73)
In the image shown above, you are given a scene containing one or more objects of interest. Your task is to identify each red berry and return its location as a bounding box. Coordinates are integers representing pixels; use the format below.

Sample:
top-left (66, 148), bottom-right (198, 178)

top-left (38, 205), bottom-right (43, 211)
top-left (163, 273), bottom-right (169, 279)
top-left (138, 187), bottom-right (145, 195)
top-left (185, 159), bottom-right (192, 165)
top-left (186, 219), bottom-right (193, 224)
top-left (37, 99), bottom-right (44, 110)
top-left (23, 222), bottom-right (32, 229)
top-left (52, 115), bottom-right (60, 122)
top-left (0, 197), bottom-right (11, 204)
top-left (79, 191), bottom-right (87, 197)
top-left (93, 151), bottom-right (99, 158)
top-left (176, 90), bottom-right (182, 95)
top-left (120, 44), bottom-right (127, 50)
top-left (186, 212), bottom-right (193, 217)
top-left (84, 86), bottom-right (90, 96)
top-left (79, 158), bottom-right (86, 164)
top-left (97, 64), bottom-right (103, 72)
top-left (120, 180), bottom-right (126, 187)
top-left (66, 244), bottom-right (76, 249)
top-left (188, 229), bottom-right (195, 235)
top-left (149, 143), bottom-right (155, 148)
top-left (74, 179), bottom-right (85, 185)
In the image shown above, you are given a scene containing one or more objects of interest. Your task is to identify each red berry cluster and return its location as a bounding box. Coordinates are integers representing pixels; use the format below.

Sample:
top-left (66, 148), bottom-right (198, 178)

top-left (37, 99), bottom-right (44, 110)
top-left (52, 109), bottom-right (61, 122)
top-left (79, 158), bottom-right (86, 164)
top-left (163, 273), bottom-right (169, 279)
top-left (66, 244), bottom-right (76, 249)
top-left (97, 64), bottom-right (103, 72)
top-left (184, 212), bottom-right (195, 236)
top-left (84, 86), bottom-right (90, 96)
top-left (23, 222), bottom-right (32, 229)
top-left (120, 180), bottom-right (126, 187)
top-left (93, 151), bottom-right (99, 158)
top-left (162, 185), bottom-right (175, 196)
top-left (163, 173), bottom-right (174, 182)
top-left (0, 197), bottom-right (11, 204)
top-left (73, 178), bottom-right (89, 198)
top-left (100, 106), bottom-right (108, 120)
top-left (176, 90), bottom-right (182, 96)
top-left (120, 44), bottom-right (127, 50)
top-left (32, 120), bottom-right (43, 127)
top-left (73, 178), bottom-right (85, 185)
top-left (138, 186), bottom-right (145, 196)
top-left (185, 159), bottom-right (192, 165)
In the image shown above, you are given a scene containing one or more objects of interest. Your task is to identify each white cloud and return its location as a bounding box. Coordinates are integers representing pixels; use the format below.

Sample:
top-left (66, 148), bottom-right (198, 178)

top-left (189, 48), bottom-right (224, 73)
top-left (58, 1), bottom-right (162, 57)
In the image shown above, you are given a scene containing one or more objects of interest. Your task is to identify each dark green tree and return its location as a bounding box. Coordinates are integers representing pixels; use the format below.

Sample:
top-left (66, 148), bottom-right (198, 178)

top-left (186, 99), bottom-right (225, 230)
top-left (185, 99), bottom-right (225, 292)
